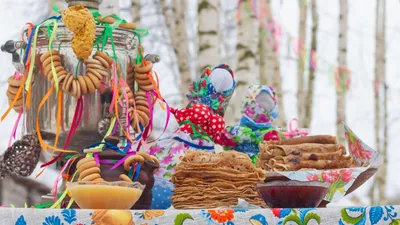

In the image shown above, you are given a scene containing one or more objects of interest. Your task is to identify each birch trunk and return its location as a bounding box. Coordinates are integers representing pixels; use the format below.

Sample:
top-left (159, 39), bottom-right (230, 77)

top-left (336, 0), bottom-right (348, 145)
top-left (303, 0), bottom-right (318, 128)
top-left (370, 0), bottom-right (387, 205)
top-left (131, 0), bottom-right (141, 24)
top-left (297, 0), bottom-right (308, 124)
top-left (161, 0), bottom-right (190, 105)
top-left (100, 0), bottom-right (120, 15)
top-left (226, 0), bottom-right (259, 124)
top-left (198, 0), bottom-right (220, 72)
top-left (271, 53), bottom-right (287, 128)
top-left (259, 0), bottom-right (273, 85)
top-left (259, 0), bottom-right (286, 127)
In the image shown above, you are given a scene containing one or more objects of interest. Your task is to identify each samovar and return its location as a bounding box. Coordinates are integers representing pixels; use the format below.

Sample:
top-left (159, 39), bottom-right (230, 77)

top-left (1, 0), bottom-right (160, 155)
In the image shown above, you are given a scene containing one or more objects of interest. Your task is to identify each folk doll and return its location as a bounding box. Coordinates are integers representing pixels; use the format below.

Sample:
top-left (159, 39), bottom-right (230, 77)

top-left (226, 85), bottom-right (281, 159)
top-left (149, 64), bottom-right (237, 209)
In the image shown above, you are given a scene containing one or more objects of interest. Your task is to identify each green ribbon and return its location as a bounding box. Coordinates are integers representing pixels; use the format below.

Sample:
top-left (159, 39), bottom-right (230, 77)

top-left (34, 202), bottom-right (53, 209)
top-left (251, 154), bottom-right (259, 165)
top-left (52, 3), bottom-right (61, 14)
top-left (179, 120), bottom-right (213, 142)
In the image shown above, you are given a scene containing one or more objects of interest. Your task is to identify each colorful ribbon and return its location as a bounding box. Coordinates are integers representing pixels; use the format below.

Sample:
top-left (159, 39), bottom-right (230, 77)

top-left (282, 118), bottom-right (309, 138)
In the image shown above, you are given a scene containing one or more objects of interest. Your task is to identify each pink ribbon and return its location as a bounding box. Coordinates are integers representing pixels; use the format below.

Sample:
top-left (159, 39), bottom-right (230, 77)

top-left (8, 107), bottom-right (23, 147)
top-left (282, 118), bottom-right (309, 138)
top-left (94, 153), bottom-right (100, 166)
top-left (52, 156), bottom-right (76, 202)
top-left (63, 98), bottom-right (83, 149)
top-left (108, 151), bottom-right (137, 171)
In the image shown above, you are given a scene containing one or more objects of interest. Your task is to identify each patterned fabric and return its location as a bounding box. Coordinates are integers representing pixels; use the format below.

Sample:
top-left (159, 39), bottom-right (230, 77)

top-left (227, 85), bottom-right (281, 157)
top-left (150, 176), bottom-right (174, 210)
top-left (186, 64), bottom-right (236, 117)
top-left (2, 206), bottom-right (400, 224)
top-left (149, 131), bottom-right (215, 209)
top-left (171, 103), bottom-right (236, 146)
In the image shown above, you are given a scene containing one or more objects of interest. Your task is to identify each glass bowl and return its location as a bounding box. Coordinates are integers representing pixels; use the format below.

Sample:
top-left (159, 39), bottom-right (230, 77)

top-left (66, 181), bottom-right (145, 209)
top-left (256, 180), bottom-right (330, 208)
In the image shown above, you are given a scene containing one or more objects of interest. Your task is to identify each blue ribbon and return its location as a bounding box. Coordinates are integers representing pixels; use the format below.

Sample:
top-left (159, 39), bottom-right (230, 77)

top-left (24, 26), bottom-right (36, 62)
top-left (133, 163), bottom-right (141, 181)
top-left (173, 137), bottom-right (214, 150)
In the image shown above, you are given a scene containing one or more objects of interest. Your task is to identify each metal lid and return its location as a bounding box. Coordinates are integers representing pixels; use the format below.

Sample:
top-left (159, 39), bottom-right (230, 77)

top-left (65, 0), bottom-right (103, 9)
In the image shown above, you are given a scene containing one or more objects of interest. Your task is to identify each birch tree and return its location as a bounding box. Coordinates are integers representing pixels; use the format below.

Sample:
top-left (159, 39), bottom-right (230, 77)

top-left (259, 0), bottom-right (273, 85)
top-left (198, 0), bottom-right (220, 72)
top-left (259, 0), bottom-right (286, 127)
top-left (336, 0), bottom-right (348, 145)
top-left (297, 0), bottom-right (308, 124)
top-left (303, 0), bottom-right (318, 128)
top-left (370, 0), bottom-right (387, 205)
top-left (131, 0), bottom-right (141, 24)
top-left (160, 0), bottom-right (190, 104)
top-left (227, 0), bottom-right (259, 124)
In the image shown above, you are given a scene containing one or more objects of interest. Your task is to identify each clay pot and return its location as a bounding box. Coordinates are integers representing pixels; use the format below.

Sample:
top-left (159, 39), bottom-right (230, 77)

top-left (131, 160), bottom-right (159, 209)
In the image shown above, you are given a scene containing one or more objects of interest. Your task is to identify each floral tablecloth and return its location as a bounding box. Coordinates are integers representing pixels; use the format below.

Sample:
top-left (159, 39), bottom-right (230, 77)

top-left (1, 206), bottom-right (399, 225)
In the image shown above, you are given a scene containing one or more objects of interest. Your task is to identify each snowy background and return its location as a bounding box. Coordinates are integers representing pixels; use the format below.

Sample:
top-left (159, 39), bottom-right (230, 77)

top-left (0, 0), bottom-right (399, 206)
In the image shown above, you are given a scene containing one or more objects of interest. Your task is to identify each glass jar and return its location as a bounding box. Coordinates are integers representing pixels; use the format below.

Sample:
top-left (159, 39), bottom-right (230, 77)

top-left (23, 23), bottom-right (138, 151)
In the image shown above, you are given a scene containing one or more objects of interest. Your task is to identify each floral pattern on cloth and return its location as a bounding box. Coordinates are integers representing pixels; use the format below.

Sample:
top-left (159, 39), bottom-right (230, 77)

top-left (227, 85), bottom-right (281, 157)
top-left (271, 123), bottom-right (382, 202)
top-left (345, 123), bottom-right (381, 167)
top-left (186, 64), bottom-right (236, 117)
top-left (3, 206), bottom-right (400, 225)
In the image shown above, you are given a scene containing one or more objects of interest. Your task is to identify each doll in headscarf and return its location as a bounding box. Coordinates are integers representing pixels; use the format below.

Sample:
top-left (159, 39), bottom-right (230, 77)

top-left (226, 85), bottom-right (281, 159)
top-left (149, 64), bottom-right (236, 209)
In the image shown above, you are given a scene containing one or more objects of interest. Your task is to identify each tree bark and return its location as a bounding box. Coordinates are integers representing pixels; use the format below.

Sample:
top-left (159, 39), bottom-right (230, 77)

top-left (160, 0), bottom-right (190, 105)
top-left (336, 0), bottom-right (348, 145)
top-left (226, 0), bottom-right (259, 124)
top-left (131, 0), bottom-right (141, 24)
top-left (370, 0), bottom-right (387, 206)
top-left (297, 0), bottom-right (308, 124)
top-left (258, 0), bottom-right (286, 128)
top-left (197, 0), bottom-right (220, 73)
top-left (259, 0), bottom-right (273, 85)
top-left (303, 0), bottom-right (318, 128)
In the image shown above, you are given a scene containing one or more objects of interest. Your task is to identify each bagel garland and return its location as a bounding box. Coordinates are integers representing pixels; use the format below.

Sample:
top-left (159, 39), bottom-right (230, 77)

top-left (40, 50), bottom-right (113, 98)
top-left (134, 61), bottom-right (155, 91)
top-left (6, 76), bottom-right (26, 112)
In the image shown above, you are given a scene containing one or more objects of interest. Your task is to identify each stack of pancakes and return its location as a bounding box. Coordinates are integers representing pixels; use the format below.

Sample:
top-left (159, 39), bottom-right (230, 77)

top-left (171, 151), bottom-right (266, 209)
top-left (257, 135), bottom-right (356, 171)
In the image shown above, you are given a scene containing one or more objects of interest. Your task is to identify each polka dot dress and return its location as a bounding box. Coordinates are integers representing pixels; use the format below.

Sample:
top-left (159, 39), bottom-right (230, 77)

top-left (171, 103), bottom-right (232, 146)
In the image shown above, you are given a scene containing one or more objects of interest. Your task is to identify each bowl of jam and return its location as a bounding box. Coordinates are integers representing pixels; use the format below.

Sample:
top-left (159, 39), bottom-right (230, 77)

top-left (256, 180), bottom-right (330, 208)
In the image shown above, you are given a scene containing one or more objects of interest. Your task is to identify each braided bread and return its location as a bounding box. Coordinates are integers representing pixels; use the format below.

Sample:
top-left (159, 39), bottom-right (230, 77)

top-left (40, 50), bottom-right (112, 98)
top-left (76, 157), bottom-right (104, 182)
top-left (62, 5), bottom-right (96, 59)
top-left (6, 76), bottom-right (25, 112)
